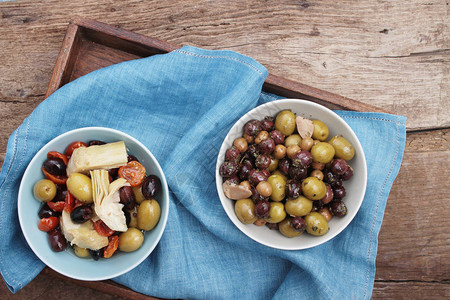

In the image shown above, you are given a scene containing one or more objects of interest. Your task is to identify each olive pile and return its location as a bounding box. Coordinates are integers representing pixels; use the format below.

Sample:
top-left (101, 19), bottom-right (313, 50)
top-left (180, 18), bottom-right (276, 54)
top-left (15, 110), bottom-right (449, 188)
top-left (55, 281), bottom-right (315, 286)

top-left (219, 110), bottom-right (355, 238)
top-left (33, 140), bottom-right (162, 259)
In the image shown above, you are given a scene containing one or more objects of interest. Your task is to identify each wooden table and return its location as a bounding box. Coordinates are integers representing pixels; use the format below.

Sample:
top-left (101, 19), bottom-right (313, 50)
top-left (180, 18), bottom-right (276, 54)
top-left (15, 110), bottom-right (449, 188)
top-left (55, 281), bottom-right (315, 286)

top-left (1, 1), bottom-right (448, 299)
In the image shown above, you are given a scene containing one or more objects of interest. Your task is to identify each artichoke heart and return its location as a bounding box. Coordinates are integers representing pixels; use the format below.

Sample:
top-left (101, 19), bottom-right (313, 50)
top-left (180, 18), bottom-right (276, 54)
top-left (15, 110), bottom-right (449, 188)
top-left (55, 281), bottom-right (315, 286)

top-left (60, 211), bottom-right (108, 250)
top-left (91, 169), bottom-right (128, 232)
top-left (66, 141), bottom-right (128, 176)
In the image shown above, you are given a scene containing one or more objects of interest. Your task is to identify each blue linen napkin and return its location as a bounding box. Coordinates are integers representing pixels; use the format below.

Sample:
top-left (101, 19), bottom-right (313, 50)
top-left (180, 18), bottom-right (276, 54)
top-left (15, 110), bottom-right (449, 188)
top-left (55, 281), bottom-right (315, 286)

top-left (0, 46), bottom-right (406, 299)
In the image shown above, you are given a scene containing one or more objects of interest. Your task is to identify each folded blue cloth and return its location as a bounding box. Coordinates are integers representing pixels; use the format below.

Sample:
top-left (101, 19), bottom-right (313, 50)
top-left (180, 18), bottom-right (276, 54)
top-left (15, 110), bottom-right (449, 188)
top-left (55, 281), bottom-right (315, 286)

top-left (0, 46), bottom-right (406, 299)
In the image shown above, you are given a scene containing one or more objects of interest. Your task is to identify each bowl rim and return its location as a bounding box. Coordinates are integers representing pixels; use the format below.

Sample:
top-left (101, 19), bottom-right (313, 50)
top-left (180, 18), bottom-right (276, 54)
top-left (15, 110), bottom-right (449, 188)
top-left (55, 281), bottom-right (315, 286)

top-left (18, 126), bottom-right (169, 280)
top-left (215, 99), bottom-right (367, 250)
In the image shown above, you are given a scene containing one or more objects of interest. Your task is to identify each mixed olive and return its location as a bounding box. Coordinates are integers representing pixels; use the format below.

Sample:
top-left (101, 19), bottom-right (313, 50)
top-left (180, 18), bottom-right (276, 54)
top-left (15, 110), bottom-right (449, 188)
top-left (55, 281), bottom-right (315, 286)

top-left (220, 110), bottom-right (355, 238)
top-left (33, 140), bottom-right (162, 260)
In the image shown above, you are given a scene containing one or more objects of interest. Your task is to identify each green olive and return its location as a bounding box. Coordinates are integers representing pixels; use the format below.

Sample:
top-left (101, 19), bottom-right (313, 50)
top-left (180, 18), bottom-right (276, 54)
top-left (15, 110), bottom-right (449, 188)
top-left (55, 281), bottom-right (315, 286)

top-left (33, 179), bottom-right (56, 202)
top-left (311, 142), bottom-right (335, 164)
top-left (137, 199), bottom-right (161, 231)
top-left (73, 245), bottom-right (90, 258)
top-left (271, 170), bottom-right (288, 182)
top-left (305, 212), bottom-right (329, 236)
top-left (268, 156), bottom-right (279, 172)
top-left (285, 196), bottom-right (313, 217)
top-left (234, 198), bottom-right (257, 224)
top-left (66, 173), bottom-right (93, 203)
top-left (328, 135), bottom-right (355, 161)
top-left (279, 218), bottom-right (302, 238)
top-left (119, 228), bottom-right (144, 252)
top-left (275, 110), bottom-right (296, 136)
top-left (302, 177), bottom-right (326, 200)
top-left (284, 134), bottom-right (302, 148)
top-left (132, 184), bottom-right (146, 204)
top-left (267, 174), bottom-right (286, 202)
top-left (312, 120), bottom-right (329, 141)
top-left (267, 202), bottom-right (286, 223)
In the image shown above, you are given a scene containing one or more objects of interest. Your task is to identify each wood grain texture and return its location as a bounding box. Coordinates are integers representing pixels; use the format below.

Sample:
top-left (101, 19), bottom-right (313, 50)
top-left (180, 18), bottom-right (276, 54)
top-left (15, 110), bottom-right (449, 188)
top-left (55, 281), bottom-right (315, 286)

top-left (0, 0), bottom-right (449, 299)
top-left (43, 17), bottom-right (387, 113)
top-left (376, 129), bottom-right (450, 282)
top-left (0, 0), bottom-right (448, 132)
top-left (373, 281), bottom-right (450, 299)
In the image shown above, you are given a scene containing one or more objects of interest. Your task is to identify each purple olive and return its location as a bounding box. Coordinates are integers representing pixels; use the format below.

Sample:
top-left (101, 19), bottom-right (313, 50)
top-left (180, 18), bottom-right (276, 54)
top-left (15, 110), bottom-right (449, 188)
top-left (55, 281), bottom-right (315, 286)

top-left (244, 119), bottom-right (262, 137)
top-left (142, 175), bottom-right (162, 199)
top-left (278, 158), bottom-right (290, 175)
top-left (266, 222), bottom-right (279, 230)
top-left (322, 184), bottom-right (334, 204)
top-left (238, 160), bottom-right (253, 180)
top-left (270, 130), bottom-right (285, 145)
top-left (261, 116), bottom-right (275, 132)
top-left (219, 161), bottom-right (239, 178)
top-left (333, 186), bottom-right (346, 199)
top-left (255, 200), bottom-right (271, 219)
top-left (291, 151), bottom-right (313, 168)
top-left (248, 169), bottom-right (269, 186)
top-left (330, 158), bottom-right (349, 175)
top-left (291, 217), bottom-right (307, 233)
top-left (323, 169), bottom-right (339, 185)
top-left (225, 146), bottom-right (241, 162)
top-left (331, 179), bottom-right (343, 188)
top-left (224, 176), bottom-right (240, 185)
top-left (255, 154), bottom-right (271, 170)
top-left (329, 200), bottom-right (347, 217)
top-left (289, 166), bottom-right (307, 181)
top-left (260, 169), bottom-right (271, 179)
top-left (245, 144), bottom-right (260, 161)
top-left (285, 180), bottom-right (302, 199)
top-left (313, 199), bottom-right (325, 210)
top-left (341, 165), bottom-right (354, 181)
top-left (48, 229), bottom-right (67, 252)
top-left (258, 138), bottom-right (275, 154)
top-left (119, 186), bottom-right (136, 210)
top-left (251, 186), bottom-right (268, 203)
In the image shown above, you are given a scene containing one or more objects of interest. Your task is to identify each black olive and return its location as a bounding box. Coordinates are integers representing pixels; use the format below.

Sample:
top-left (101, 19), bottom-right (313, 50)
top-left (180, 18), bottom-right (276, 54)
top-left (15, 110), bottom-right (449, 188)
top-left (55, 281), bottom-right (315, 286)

top-left (48, 229), bottom-right (67, 252)
top-left (119, 186), bottom-right (136, 210)
top-left (89, 248), bottom-right (104, 261)
top-left (88, 140), bottom-right (106, 146)
top-left (123, 209), bottom-right (131, 227)
top-left (53, 184), bottom-right (67, 202)
top-left (70, 205), bottom-right (93, 223)
top-left (142, 175), bottom-right (161, 199)
top-left (329, 200), bottom-right (348, 217)
top-left (38, 203), bottom-right (60, 218)
top-left (43, 158), bottom-right (66, 176)
top-left (127, 155), bottom-right (139, 162)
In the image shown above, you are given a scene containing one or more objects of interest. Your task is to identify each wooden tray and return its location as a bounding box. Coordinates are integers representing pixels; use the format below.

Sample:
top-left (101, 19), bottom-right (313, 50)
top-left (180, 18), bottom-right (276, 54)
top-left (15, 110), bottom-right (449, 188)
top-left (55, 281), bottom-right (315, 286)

top-left (42, 16), bottom-right (385, 299)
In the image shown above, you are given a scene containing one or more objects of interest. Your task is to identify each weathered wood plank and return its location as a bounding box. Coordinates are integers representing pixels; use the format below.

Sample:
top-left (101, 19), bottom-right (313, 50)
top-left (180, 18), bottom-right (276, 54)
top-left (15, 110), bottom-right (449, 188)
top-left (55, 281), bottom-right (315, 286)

top-left (1, 270), bottom-right (128, 300)
top-left (0, 0), bottom-right (448, 131)
top-left (375, 129), bottom-right (449, 282)
top-left (373, 281), bottom-right (450, 299)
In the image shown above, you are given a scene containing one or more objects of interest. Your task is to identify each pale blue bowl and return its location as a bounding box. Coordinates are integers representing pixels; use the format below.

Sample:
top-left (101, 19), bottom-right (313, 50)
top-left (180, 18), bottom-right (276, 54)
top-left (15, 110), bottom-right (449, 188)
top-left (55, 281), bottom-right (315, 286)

top-left (18, 127), bottom-right (169, 281)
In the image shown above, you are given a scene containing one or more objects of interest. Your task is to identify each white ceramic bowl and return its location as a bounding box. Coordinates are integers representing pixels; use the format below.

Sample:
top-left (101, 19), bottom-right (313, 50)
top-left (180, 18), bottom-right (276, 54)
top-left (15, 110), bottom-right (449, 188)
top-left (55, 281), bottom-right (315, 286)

top-left (216, 99), bottom-right (367, 250)
top-left (18, 127), bottom-right (169, 280)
